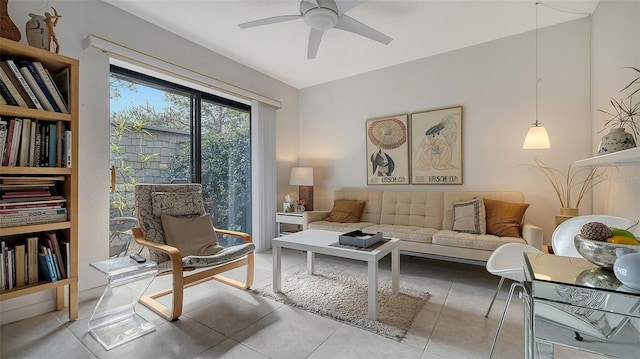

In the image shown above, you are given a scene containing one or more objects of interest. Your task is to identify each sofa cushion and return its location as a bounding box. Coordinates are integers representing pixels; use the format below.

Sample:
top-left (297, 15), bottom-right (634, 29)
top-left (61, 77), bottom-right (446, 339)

top-left (152, 190), bottom-right (205, 217)
top-left (442, 191), bottom-right (525, 230)
top-left (483, 198), bottom-right (530, 237)
top-left (452, 197), bottom-right (486, 234)
top-left (160, 213), bottom-right (223, 256)
top-left (361, 224), bottom-right (437, 244)
top-left (325, 199), bottom-right (366, 223)
top-left (432, 230), bottom-right (526, 251)
top-left (308, 221), bottom-right (376, 233)
top-left (379, 191), bottom-right (443, 228)
top-left (334, 190), bottom-right (383, 224)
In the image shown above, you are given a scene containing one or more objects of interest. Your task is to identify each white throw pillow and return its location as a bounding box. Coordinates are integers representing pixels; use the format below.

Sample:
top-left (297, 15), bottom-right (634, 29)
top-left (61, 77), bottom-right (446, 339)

top-left (452, 197), bottom-right (486, 234)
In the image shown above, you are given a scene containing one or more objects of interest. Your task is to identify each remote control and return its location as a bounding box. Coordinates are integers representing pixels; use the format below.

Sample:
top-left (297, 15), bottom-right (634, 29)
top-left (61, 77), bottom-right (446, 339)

top-left (130, 253), bottom-right (147, 263)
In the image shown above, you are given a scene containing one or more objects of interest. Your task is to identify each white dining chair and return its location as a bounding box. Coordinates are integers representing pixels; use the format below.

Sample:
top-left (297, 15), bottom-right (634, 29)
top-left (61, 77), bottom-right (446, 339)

top-left (485, 242), bottom-right (543, 358)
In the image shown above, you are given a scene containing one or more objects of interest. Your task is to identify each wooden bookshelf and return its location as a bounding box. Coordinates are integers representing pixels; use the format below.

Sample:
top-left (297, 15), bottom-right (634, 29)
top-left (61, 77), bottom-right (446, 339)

top-left (0, 38), bottom-right (78, 320)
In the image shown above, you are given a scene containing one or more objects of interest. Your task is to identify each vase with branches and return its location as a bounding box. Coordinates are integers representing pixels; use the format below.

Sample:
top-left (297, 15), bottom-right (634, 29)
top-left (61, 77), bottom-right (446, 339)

top-left (531, 156), bottom-right (607, 214)
top-left (597, 67), bottom-right (640, 154)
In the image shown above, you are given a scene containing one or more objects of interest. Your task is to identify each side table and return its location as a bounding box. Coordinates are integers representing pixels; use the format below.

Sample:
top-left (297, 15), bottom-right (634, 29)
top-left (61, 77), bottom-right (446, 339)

top-left (88, 257), bottom-right (158, 350)
top-left (276, 211), bottom-right (306, 235)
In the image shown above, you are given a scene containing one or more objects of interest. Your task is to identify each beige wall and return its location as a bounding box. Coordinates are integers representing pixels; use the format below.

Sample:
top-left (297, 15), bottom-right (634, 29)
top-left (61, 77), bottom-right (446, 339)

top-left (591, 1), bottom-right (640, 220)
top-left (298, 17), bottom-right (593, 245)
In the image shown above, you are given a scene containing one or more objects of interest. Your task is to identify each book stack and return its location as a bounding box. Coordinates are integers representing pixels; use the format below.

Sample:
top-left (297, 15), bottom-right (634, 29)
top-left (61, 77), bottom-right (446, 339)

top-left (0, 59), bottom-right (69, 113)
top-left (1, 232), bottom-right (69, 288)
top-left (0, 117), bottom-right (72, 168)
top-left (0, 176), bottom-right (67, 228)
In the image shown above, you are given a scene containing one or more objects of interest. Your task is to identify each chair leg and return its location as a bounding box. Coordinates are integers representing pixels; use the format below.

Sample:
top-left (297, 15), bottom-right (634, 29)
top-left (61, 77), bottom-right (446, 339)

top-left (489, 281), bottom-right (523, 359)
top-left (485, 277), bottom-right (505, 318)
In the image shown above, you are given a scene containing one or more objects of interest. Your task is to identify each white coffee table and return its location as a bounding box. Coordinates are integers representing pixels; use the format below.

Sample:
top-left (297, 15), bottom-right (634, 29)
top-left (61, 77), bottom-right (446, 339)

top-left (272, 229), bottom-right (400, 320)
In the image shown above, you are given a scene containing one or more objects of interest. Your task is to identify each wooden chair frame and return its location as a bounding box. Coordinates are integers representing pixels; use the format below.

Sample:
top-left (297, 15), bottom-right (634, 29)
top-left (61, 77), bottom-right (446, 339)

top-left (131, 227), bottom-right (254, 321)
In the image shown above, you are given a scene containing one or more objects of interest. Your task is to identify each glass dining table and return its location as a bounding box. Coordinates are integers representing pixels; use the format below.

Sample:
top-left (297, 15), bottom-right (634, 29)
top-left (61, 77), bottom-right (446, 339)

top-left (523, 252), bottom-right (640, 359)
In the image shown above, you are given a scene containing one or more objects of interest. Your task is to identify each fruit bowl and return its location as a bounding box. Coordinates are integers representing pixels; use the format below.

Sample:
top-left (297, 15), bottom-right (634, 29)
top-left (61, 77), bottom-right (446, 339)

top-left (574, 235), bottom-right (640, 270)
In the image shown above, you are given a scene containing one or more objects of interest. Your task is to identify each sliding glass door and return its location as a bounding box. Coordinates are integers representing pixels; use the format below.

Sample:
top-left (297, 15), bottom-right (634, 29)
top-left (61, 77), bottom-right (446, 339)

top-left (109, 66), bottom-right (251, 256)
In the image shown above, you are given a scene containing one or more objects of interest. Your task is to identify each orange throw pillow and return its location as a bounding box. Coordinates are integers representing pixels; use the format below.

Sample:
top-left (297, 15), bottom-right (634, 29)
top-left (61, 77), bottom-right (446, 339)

top-left (483, 198), bottom-right (530, 237)
top-left (325, 200), bottom-right (366, 223)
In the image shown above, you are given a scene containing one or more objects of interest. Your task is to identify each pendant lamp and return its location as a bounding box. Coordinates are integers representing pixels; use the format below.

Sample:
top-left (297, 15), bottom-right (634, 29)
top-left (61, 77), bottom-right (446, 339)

top-left (523, 2), bottom-right (551, 149)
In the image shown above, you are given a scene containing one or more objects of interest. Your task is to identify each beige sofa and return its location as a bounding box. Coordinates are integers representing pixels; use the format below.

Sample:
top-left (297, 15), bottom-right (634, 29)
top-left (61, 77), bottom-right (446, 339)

top-left (302, 190), bottom-right (543, 262)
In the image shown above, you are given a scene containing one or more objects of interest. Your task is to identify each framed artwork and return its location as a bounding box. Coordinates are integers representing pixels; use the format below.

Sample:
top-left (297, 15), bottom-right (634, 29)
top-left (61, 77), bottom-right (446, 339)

top-left (410, 106), bottom-right (463, 185)
top-left (366, 114), bottom-right (410, 185)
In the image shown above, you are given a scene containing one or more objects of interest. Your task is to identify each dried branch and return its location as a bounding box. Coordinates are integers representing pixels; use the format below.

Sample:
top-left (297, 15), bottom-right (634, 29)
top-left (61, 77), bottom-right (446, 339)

top-left (530, 156), bottom-right (607, 208)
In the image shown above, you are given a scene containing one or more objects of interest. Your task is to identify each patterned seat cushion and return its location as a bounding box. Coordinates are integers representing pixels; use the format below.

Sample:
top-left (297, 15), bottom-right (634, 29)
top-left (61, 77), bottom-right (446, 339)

top-left (135, 184), bottom-right (253, 266)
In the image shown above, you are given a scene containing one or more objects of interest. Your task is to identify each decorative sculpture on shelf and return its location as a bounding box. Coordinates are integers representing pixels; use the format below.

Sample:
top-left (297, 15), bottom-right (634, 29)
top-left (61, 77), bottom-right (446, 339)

top-left (25, 6), bottom-right (61, 53)
top-left (0, 0), bottom-right (21, 41)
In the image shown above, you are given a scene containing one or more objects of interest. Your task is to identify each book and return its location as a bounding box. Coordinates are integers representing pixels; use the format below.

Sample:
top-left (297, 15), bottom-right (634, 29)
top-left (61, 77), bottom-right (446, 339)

top-left (0, 200), bottom-right (65, 210)
top-left (64, 129), bottom-right (71, 168)
top-left (18, 64), bottom-right (55, 112)
top-left (48, 123), bottom-right (57, 167)
top-left (0, 120), bottom-right (6, 166)
top-left (0, 207), bottom-right (67, 217)
top-left (44, 232), bottom-right (65, 279)
top-left (4, 60), bottom-right (43, 110)
top-left (18, 118), bottom-right (31, 167)
top-left (0, 93), bottom-right (6, 105)
top-left (52, 68), bottom-right (69, 109)
top-left (2, 119), bottom-right (16, 166)
top-left (34, 127), bottom-right (42, 167)
top-left (0, 240), bottom-right (5, 289)
top-left (0, 66), bottom-right (28, 107)
top-left (0, 195), bottom-right (64, 203)
top-left (8, 118), bottom-right (22, 166)
top-left (38, 252), bottom-right (57, 282)
top-left (58, 237), bottom-right (70, 279)
top-left (56, 121), bottom-right (62, 167)
top-left (0, 62), bottom-right (36, 108)
top-left (33, 62), bottom-right (68, 113)
top-left (19, 61), bottom-right (60, 112)
top-left (26, 237), bottom-right (38, 284)
top-left (1, 189), bottom-right (51, 199)
top-left (28, 119), bottom-right (37, 166)
top-left (14, 244), bottom-right (25, 287)
top-left (0, 76), bottom-right (19, 106)
top-left (0, 175), bottom-right (64, 183)
top-left (7, 247), bottom-right (13, 289)
top-left (0, 212), bottom-right (67, 227)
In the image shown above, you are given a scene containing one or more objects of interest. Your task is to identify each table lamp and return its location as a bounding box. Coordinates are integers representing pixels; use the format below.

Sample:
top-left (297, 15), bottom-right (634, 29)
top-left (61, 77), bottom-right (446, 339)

top-left (289, 167), bottom-right (314, 211)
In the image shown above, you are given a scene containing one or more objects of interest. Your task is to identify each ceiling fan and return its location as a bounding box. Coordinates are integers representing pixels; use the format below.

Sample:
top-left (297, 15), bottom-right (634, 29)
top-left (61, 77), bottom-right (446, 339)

top-left (238, 0), bottom-right (392, 59)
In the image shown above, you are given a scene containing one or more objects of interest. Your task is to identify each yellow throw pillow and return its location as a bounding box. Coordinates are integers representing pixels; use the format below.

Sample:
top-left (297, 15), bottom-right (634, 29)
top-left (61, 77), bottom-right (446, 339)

top-left (483, 198), bottom-right (530, 237)
top-left (324, 200), bottom-right (367, 223)
top-left (161, 213), bottom-right (223, 256)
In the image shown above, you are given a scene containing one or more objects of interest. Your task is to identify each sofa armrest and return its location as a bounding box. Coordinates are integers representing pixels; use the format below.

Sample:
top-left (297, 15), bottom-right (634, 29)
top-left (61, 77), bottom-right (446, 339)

top-left (302, 210), bottom-right (331, 229)
top-left (522, 222), bottom-right (543, 250)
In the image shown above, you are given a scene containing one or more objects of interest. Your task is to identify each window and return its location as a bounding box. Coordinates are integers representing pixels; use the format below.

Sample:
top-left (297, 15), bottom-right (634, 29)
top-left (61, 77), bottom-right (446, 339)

top-left (109, 66), bottom-right (251, 255)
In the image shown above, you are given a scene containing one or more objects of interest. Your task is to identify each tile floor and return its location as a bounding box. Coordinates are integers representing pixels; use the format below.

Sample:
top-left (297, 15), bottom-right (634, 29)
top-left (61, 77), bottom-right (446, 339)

top-left (0, 249), bottom-right (620, 358)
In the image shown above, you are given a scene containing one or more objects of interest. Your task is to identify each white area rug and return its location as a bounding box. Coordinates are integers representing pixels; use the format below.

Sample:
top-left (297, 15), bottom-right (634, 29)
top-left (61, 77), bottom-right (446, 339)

top-left (253, 270), bottom-right (430, 341)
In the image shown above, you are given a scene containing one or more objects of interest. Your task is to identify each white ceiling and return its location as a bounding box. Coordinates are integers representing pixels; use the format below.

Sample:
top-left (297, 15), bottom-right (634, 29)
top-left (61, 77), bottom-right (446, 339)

top-left (104, 0), bottom-right (599, 89)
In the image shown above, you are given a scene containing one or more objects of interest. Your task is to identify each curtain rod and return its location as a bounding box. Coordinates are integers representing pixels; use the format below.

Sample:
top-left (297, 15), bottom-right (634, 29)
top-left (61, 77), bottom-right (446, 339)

top-left (83, 34), bottom-right (282, 109)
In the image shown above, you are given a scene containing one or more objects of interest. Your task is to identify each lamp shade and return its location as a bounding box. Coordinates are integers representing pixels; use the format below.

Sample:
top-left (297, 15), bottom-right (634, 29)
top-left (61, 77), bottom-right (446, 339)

top-left (523, 125), bottom-right (550, 149)
top-left (289, 167), bottom-right (314, 186)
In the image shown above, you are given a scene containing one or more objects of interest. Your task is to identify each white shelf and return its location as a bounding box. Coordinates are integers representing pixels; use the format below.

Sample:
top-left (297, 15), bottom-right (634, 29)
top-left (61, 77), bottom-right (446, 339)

top-left (573, 147), bottom-right (640, 167)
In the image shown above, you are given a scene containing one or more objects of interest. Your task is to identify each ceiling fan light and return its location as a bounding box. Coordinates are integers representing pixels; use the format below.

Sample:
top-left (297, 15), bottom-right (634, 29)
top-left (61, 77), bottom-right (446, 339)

top-left (303, 8), bottom-right (338, 30)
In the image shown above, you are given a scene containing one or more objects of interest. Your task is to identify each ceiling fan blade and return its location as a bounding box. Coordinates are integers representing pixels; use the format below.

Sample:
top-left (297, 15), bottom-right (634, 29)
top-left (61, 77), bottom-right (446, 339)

top-left (238, 15), bottom-right (301, 29)
top-left (307, 28), bottom-right (324, 59)
top-left (334, 0), bottom-right (366, 15)
top-left (335, 14), bottom-right (392, 44)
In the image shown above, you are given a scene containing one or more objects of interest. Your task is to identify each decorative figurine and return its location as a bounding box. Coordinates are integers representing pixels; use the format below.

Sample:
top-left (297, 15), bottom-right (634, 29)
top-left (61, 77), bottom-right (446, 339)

top-left (0, 0), bottom-right (21, 41)
top-left (25, 6), bottom-right (60, 53)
